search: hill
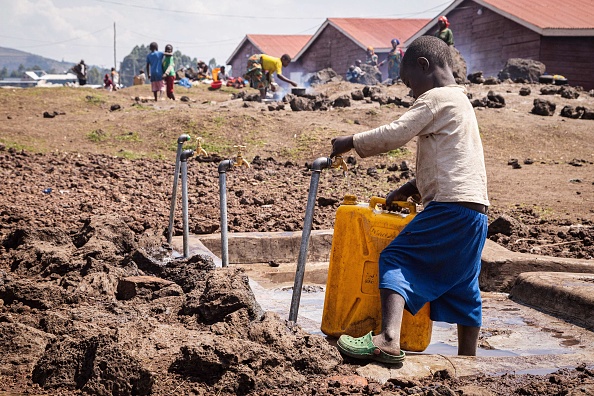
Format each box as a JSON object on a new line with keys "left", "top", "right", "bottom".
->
{"left": 0, "top": 46, "right": 75, "bottom": 73}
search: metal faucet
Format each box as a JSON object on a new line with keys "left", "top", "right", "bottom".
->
{"left": 233, "top": 145, "right": 250, "bottom": 168}
{"left": 330, "top": 155, "right": 348, "bottom": 172}
{"left": 195, "top": 137, "right": 208, "bottom": 157}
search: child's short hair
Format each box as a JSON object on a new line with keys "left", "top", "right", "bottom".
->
{"left": 149, "top": 42, "right": 158, "bottom": 51}
{"left": 402, "top": 36, "right": 452, "bottom": 70}
{"left": 280, "top": 54, "right": 291, "bottom": 63}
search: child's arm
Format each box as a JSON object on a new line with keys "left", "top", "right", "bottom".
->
{"left": 386, "top": 179, "right": 421, "bottom": 207}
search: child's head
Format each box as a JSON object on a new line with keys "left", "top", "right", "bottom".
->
{"left": 164, "top": 44, "right": 173, "bottom": 56}
{"left": 280, "top": 54, "right": 291, "bottom": 67}
{"left": 355, "top": 59, "right": 362, "bottom": 67}
{"left": 349, "top": 65, "right": 355, "bottom": 71}
{"left": 149, "top": 42, "right": 158, "bottom": 52}
{"left": 220, "top": 66, "right": 225, "bottom": 72}
{"left": 366, "top": 46, "right": 374, "bottom": 55}
{"left": 400, "top": 36, "right": 454, "bottom": 98}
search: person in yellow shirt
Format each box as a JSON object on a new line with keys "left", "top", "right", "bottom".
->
{"left": 244, "top": 53, "right": 298, "bottom": 101}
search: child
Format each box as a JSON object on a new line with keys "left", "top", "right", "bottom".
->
{"left": 330, "top": 35, "right": 489, "bottom": 363}
{"left": 110, "top": 67, "right": 119, "bottom": 91}
{"left": 162, "top": 44, "right": 176, "bottom": 100}
{"left": 243, "top": 53, "right": 298, "bottom": 102}
{"left": 103, "top": 73, "right": 114, "bottom": 91}
{"left": 146, "top": 42, "right": 164, "bottom": 101}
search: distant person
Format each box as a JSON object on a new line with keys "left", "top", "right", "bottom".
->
{"left": 346, "top": 64, "right": 364, "bottom": 83}
{"left": 133, "top": 70, "right": 146, "bottom": 86}
{"left": 71, "top": 60, "right": 87, "bottom": 86}
{"left": 435, "top": 16, "right": 454, "bottom": 46}
{"left": 146, "top": 42, "right": 165, "bottom": 101}
{"left": 366, "top": 47, "right": 379, "bottom": 66}
{"left": 110, "top": 67, "right": 119, "bottom": 91}
{"left": 379, "top": 39, "right": 404, "bottom": 82}
{"left": 244, "top": 53, "right": 297, "bottom": 102}
{"left": 103, "top": 73, "right": 114, "bottom": 91}
{"left": 217, "top": 66, "right": 228, "bottom": 83}
{"left": 162, "top": 44, "right": 176, "bottom": 100}
{"left": 196, "top": 60, "right": 210, "bottom": 80}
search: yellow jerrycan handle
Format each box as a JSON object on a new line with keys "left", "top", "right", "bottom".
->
{"left": 369, "top": 196, "right": 416, "bottom": 214}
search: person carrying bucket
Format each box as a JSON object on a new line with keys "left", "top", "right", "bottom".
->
{"left": 330, "top": 35, "right": 489, "bottom": 364}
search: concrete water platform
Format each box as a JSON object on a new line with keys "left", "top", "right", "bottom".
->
{"left": 172, "top": 231, "right": 594, "bottom": 380}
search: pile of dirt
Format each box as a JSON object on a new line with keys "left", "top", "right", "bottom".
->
{"left": 0, "top": 216, "right": 342, "bottom": 395}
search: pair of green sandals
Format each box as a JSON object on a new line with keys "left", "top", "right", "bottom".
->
{"left": 337, "top": 331, "right": 406, "bottom": 364}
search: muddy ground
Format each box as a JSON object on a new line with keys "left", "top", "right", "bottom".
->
{"left": 0, "top": 80, "right": 593, "bottom": 395}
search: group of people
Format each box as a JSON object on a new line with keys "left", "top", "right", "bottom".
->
{"left": 345, "top": 15, "right": 454, "bottom": 85}
{"left": 144, "top": 42, "right": 177, "bottom": 101}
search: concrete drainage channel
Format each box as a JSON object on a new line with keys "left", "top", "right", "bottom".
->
{"left": 172, "top": 230, "right": 594, "bottom": 381}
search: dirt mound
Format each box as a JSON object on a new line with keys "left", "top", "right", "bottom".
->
{"left": 0, "top": 215, "right": 343, "bottom": 395}
{"left": 32, "top": 334, "right": 154, "bottom": 395}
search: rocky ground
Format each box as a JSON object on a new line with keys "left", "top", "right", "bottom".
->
{"left": 0, "top": 80, "right": 593, "bottom": 395}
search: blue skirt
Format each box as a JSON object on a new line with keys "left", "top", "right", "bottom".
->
{"left": 379, "top": 201, "right": 487, "bottom": 327}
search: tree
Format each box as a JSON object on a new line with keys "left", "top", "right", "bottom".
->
{"left": 0, "top": 67, "right": 8, "bottom": 79}
{"left": 208, "top": 58, "right": 217, "bottom": 71}
{"left": 87, "top": 66, "right": 105, "bottom": 85}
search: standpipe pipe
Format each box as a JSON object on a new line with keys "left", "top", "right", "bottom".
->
{"left": 167, "top": 134, "right": 191, "bottom": 243}
{"left": 180, "top": 149, "right": 195, "bottom": 258}
{"left": 288, "top": 157, "right": 333, "bottom": 323}
{"left": 218, "top": 159, "right": 235, "bottom": 267}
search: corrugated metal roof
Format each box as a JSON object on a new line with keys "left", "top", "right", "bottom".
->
{"left": 246, "top": 34, "right": 312, "bottom": 58}
{"left": 482, "top": 0, "right": 594, "bottom": 30}
{"left": 328, "top": 18, "right": 431, "bottom": 51}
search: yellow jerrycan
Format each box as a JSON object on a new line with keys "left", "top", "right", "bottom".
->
{"left": 321, "top": 195, "right": 432, "bottom": 352}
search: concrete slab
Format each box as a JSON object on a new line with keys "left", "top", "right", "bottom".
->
{"left": 510, "top": 272, "right": 594, "bottom": 330}
{"left": 176, "top": 232, "right": 594, "bottom": 293}
{"left": 197, "top": 230, "right": 333, "bottom": 264}
{"left": 480, "top": 240, "right": 594, "bottom": 292}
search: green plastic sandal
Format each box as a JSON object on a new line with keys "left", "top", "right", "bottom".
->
{"left": 337, "top": 331, "right": 406, "bottom": 364}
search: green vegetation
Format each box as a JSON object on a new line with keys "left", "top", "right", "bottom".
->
{"left": 386, "top": 147, "right": 410, "bottom": 158}
{"left": 116, "top": 150, "right": 142, "bottom": 160}
{"left": 85, "top": 95, "right": 106, "bottom": 105}
{"left": 0, "top": 138, "right": 32, "bottom": 152}
{"left": 201, "top": 141, "right": 232, "bottom": 154}
{"left": 87, "top": 129, "right": 108, "bottom": 143}
{"left": 116, "top": 131, "right": 142, "bottom": 142}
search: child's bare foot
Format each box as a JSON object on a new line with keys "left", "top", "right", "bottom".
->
{"left": 372, "top": 333, "right": 401, "bottom": 356}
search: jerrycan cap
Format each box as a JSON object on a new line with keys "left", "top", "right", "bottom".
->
{"left": 342, "top": 194, "right": 358, "bottom": 205}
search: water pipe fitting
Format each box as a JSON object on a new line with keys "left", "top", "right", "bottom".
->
{"left": 195, "top": 137, "right": 208, "bottom": 157}
{"left": 177, "top": 134, "right": 191, "bottom": 144}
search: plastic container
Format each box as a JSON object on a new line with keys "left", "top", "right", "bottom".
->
{"left": 321, "top": 195, "right": 432, "bottom": 352}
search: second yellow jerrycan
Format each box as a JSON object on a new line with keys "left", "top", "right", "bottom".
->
{"left": 321, "top": 195, "right": 432, "bottom": 352}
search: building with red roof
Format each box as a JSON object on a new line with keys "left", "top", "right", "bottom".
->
{"left": 226, "top": 34, "right": 311, "bottom": 79}
{"left": 293, "top": 18, "right": 430, "bottom": 80}
{"left": 410, "top": 0, "right": 594, "bottom": 88}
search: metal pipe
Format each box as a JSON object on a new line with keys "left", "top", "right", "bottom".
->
{"left": 218, "top": 159, "right": 235, "bottom": 267}
{"left": 180, "top": 149, "right": 194, "bottom": 258}
{"left": 289, "top": 157, "right": 332, "bottom": 323}
{"left": 167, "top": 134, "right": 191, "bottom": 243}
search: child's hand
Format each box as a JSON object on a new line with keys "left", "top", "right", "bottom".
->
{"left": 386, "top": 189, "right": 409, "bottom": 207}
{"left": 330, "top": 136, "right": 354, "bottom": 158}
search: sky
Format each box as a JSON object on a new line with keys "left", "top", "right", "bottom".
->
{"left": 0, "top": 0, "right": 452, "bottom": 69}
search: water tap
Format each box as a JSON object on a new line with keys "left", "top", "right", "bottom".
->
{"left": 331, "top": 155, "right": 348, "bottom": 172}
{"left": 233, "top": 145, "right": 250, "bottom": 168}
{"left": 195, "top": 137, "right": 208, "bottom": 157}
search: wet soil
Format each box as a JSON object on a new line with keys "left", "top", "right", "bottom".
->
{"left": 0, "top": 81, "right": 593, "bottom": 394}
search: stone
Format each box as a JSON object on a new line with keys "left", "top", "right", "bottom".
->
{"left": 116, "top": 275, "right": 179, "bottom": 300}
{"left": 468, "top": 71, "right": 485, "bottom": 84}
{"left": 488, "top": 215, "right": 528, "bottom": 237}
{"left": 308, "top": 68, "right": 342, "bottom": 85}
{"left": 331, "top": 95, "right": 351, "bottom": 108}
{"left": 483, "top": 76, "right": 500, "bottom": 85}
{"left": 498, "top": 58, "right": 546, "bottom": 83}
{"left": 559, "top": 86, "right": 580, "bottom": 99}
{"left": 289, "top": 97, "right": 314, "bottom": 112}
{"left": 560, "top": 106, "right": 584, "bottom": 119}
{"left": 531, "top": 99, "right": 556, "bottom": 116}
{"left": 362, "top": 85, "right": 382, "bottom": 98}
{"left": 450, "top": 46, "right": 467, "bottom": 84}
{"left": 358, "top": 64, "right": 382, "bottom": 85}
{"left": 350, "top": 90, "right": 364, "bottom": 100}
{"left": 487, "top": 91, "right": 505, "bottom": 108}
{"left": 519, "top": 87, "right": 531, "bottom": 96}
{"left": 540, "top": 85, "right": 560, "bottom": 95}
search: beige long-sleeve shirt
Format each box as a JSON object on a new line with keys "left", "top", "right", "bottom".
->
{"left": 353, "top": 85, "right": 489, "bottom": 207}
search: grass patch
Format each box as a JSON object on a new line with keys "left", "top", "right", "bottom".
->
{"left": 87, "top": 129, "right": 108, "bottom": 143}
{"left": 212, "top": 116, "right": 226, "bottom": 128}
{"left": 116, "top": 131, "right": 142, "bottom": 142}
{"left": 386, "top": 147, "right": 410, "bottom": 158}
{"left": 116, "top": 150, "right": 142, "bottom": 160}
{"left": 0, "top": 139, "right": 32, "bottom": 152}
{"left": 202, "top": 141, "right": 232, "bottom": 154}
{"left": 85, "top": 94, "right": 106, "bottom": 105}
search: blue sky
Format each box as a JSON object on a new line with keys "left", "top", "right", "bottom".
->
{"left": 0, "top": 0, "right": 452, "bottom": 69}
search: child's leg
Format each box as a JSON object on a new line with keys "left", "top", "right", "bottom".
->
{"left": 457, "top": 324, "right": 480, "bottom": 356}
{"left": 371, "top": 288, "right": 405, "bottom": 356}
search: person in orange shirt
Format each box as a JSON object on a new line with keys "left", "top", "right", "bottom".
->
{"left": 244, "top": 53, "right": 298, "bottom": 101}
